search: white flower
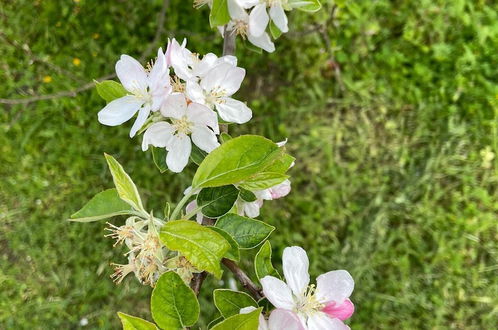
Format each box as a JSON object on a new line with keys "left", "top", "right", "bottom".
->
{"left": 238, "top": 0, "right": 289, "bottom": 36}
{"left": 98, "top": 48, "right": 171, "bottom": 137}
{"left": 237, "top": 179, "right": 291, "bottom": 218}
{"left": 227, "top": 0, "right": 275, "bottom": 53}
{"left": 142, "top": 93, "right": 220, "bottom": 172}
{"left": 261, "top": 246, "right": 355, "bottom": 330}
{"left": 186, "top": 61, "right": 252, "bottom": 124}
{"left": 240, "top": 306, "right": 305, "bottom": 330}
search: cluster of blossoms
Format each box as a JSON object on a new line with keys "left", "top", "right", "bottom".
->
{"left": 195, "top": 0, "right": 307, "bottom": 53}
{"left": 98, "top": 39, "right": 252, "bottom": 172}
{"left": 242, "top": 246, "right": 355, "bottom": 330}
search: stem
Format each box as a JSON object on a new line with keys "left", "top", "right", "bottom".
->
{"left": 170, "top": 189, "right": 194, "bottom": 220}
{"left": 222, "top": 259, "right": 263, "bottom": 300}
{"left": 223, "top": 25, "right": 236, "bottom": 56}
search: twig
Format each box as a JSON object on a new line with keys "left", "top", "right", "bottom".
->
{"left": 222, "top": 259, "right": 263, "bottom": 300}
{"left": 0, "top": 0, "right": 171, "bottom": 105}
{"left": 222, "top": 25, "right": 236, "bottom": 56}
{"left": 190, "top": 272, "right": 208, "bottom": 296}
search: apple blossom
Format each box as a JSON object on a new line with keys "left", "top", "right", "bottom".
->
{"left": 98, "top": 48, "right": 171, "bottom": 137}
{"left": 237, "top": 179, "right": 291, "bottom": 218}
{"left": 240, "top": 306, "right": 305, "bottom": 330}
{"left": 238, "top": 0, "right": 289, "bottom": 36}
{"left": 142, "top": 93, "right": 220, "bottom": 172}
{"left": 261, "top": 246, "right": 355, "bottom": 330}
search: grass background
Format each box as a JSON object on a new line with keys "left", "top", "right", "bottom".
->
{"left": 1, "top": 0, "right": 498, "bottom": 328}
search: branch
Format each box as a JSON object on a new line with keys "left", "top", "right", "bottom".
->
{"left": 0, "top": 0, "right": 171, "bottom": 105}
{"left": 222, "top": 259, "right": 263, "bottom": 301}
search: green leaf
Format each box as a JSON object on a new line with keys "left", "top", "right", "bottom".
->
{"left": 264, "top": 153, "right": 295, "bottom": 173}
{"left": 163, "top": 202, "right": 171, "bottom": 220}
{"left": 215, "top": 214, "right": 275, "bottom": 249}
{"left": 239, "top": 188, "right": 257, "bottom": 202}
{"left": 117, "top": 312, "right": 158, "bottom": 330}
{"left": 197, "top": 185, "right": 239, "bottom": 218}
{"left": 151, "top": 146, "right": 168, "bottom": 173}
{"left": 69, "top": 188, "right": 133, "bottom": 222}
{"left": 95, "top": 80, "right": 128, "bottom": 103}
{"left": 104, "top": 153, "right": 145, "bottom": 212}
{"left": 254, "top": 241, "right": 280, "bottom": 280}
{"left": 289, "top": 0, "right": 322, "bottom": 12}
{"left": 210, "top": 307, "right": 262, "bottom": 330}
{"left": 239, "top": 172, "right": 289, "bottom": 191}
{"left": 207, "top": 316, "right": 224, "bottom": 329}
{"left": 269, "top": 20, "right": 283, "bottom": 39}
{"left": 243, "top": 40, "right": 263, "bottom": 54}
{"left": 160, "top": 221, "right": 230, "bottom": 278}
{"left": 151, "top": 271, "right": 199, "bottom": 329}
{"left": 220, "top": 132, "right": 232, "bottom": 143}
{"left": 209, "top": 227, "right": 240, "bottom": 261}
{"left": 191, "top": 144, "right": 208, "bottom": 166}
{"left": 192, "top": 135, "right": 284, "bottom": 188}
{"left": 213, "top": 289, "right": 258, "bottom": 318}
{"left": 210, "top": 0, "right": 230, "bottom": 28}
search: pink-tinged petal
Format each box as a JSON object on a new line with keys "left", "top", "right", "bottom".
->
{"left": 249, "top": 3, "right": 269, "bottom": 37}
{"left": 316, "top": 270, "right": 355, "bottom": 304}
{"left": 307, "top": 313, "right": 350, "bottom": 330}
{"left": 186, "top": 200, "right": 203, "bottom": 224}
{"left": 248, "top": 32, "right": 275, "bottom": 53}
{"left": 116, "top": 55, "right": 148, "bottom": 92}
{"left": 215, "top": 98, "right": 252, "bottom": 124}
{"left": 269, "top": 3, "right": 288, "bottom": 33}
{"left": 169, "top": 39, "right": 192, "bottom": 81}
{"left": 191, "top": 125, "right": 220, "bottom": 153}
{"left": 141, "top": 122, "right": 174, "bottom": 151}
{"left": 240, "top": 199, "right": 262, "bottom": 218}
{"left": 129, "top": 104, "right": 151, "bottom": 138}
{"left": 322, "top": 299, "right": 355, "bottom": 321}
{"left": 186, "top": 103, "right": 219, "bottom": 133}
{"left": 148, "top": 48, "right": 168, "bottom": 91}
{"left": 98, "top": 95, "right": 142, "bottom": 126}
{"left": 282, "top": 246, "right": 310, "bottom": 296}
{"left": 260, "top": 276, "right": 295, "bottom": 310}
{"left": 268, "top": 309, "right": 305, "bottom": 330}
{"left": 166, "top": 134, "right": 191, "bottom": 173}
{"left": 193, "top": 53, "right": 219, "bottom": 77}
{"left": 268, "top": 180, "right": 291, "bottom": 199}
{"left": 160, "top": 93, "right": 187, "bottom": 119}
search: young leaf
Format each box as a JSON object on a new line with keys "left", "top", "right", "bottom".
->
{"left": 117, "top": 312, "right": 158, "bottom": 330}
{"left": 254, "top": 241, "right": 280, "bottom": 280}
{"left": 95, "top": 80, "right": 127, "bottom": 103}
{"left": 104, "top": 153, "right": 145, "bottom": 212}
{"left": 213, "top": 289, "right": 258, "bottom": 318}
{"left": 209, "top": 227, "right": 240, "bottom": 261}
{"left": 289, "top": 0, "right": 322, "bottom": 12}
{"left": 160, "top": 221, "right": 230, "bottom": 278}
{"left": 69, "top": 188, "right": 133, "bottom": 222}
{"left": 151, "top": 271, "right": 199, "bottom": 329}
{"left": 269, "top": 20, "right": 283, "bottom": 39}
{"left": 151, "top": 146, "right": 168, "bottom": 173}
{"left": 220, "top": 132, "right": 232, "bottom": 143}
{"left": 197, "top": 185, "right": 239, "bottom": 218}
{"left": 239, "top": 172, "right": 289, "bottom": 191}
{"left": 215, "top": 214, "right": 275, "bottom": 249}
{"left": 238, "top": 188, "right": 257, "bottom": 202}
{"left": 192, "top": 135, "right": 284, "bottom": 188}
{"left": 210, "top": 307, "right": 262, "bottom": 330}
{"left": 210, "top": 0, "right": 230, "bottom": 28}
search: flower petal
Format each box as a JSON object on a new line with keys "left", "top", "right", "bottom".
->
{"left": 220, "top": 67, "right": 245, "bottom": 96}
{"left": 191, "top": 125, "right": 220, "bottom": 153}
{"left": 248, "top": 32, "right": 275, "bottom": 53}
{"left": 201, "top": 62, "right": 231, "bottom": 92}
{"left": 228, "top": 0, "right": 250, "bottom": 21}
{"left": 268, "top": 179, "right": 291, "bottom": 199}
{"left": 98, "top": 95, "right": 143, "bottom": 126}
{"left": 129, "top": 104, "right": 151, "bottom": 138}
{"left": 322, "top": 299, "right": 355, "bottom": 321}
{"left": 269, "top": 3, "right": 288, "bottom": 33}
{"left": 307, "top": 313, "right": 350, "bottom": 330}
{"left": 237, "top": 0, "right": 259, "bottom": 9}
{"left": 166, "top": 134, "right": 191, "bottom": 173}
{"left": 216, "top": 98, "right": 252, "bottom": 124}
{"left": 282, "top": 246, "right": 310, "bottom": 296}
{"left": 193, "top": 53, "right": 219, "bottom": 77}
{"left": 141, "top": 122, "right": 174, "bottom": 151}
{"left": 186, "top": 200, "right": 203, "bottom": 224}
{"left": 161, "top": 93, "right": 187, "bottom": 119}
{"left": 169, "top": 39, "right": 193, "bottom": 81}
{"left": 316, "top": 270, "right": 355, "bottom": 304}
{"left": 116, "top": 55, "right": 148, "bottom": 92}
{"left": 186, "top": 102, "right": 219, "bottom": 133}
{"left": 185, "top": 81, "right": 206, "bottom": 105}
{"left": 268, "top": 309, "right": 305, "bottom": 330}
{"left": 260, "top": 276, "right": 295, "bottom": 310}
{"left": 249, "top": 3, "right": 269, "bottom": 37}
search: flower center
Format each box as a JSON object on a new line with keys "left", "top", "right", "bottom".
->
{"left": 193, "top": 0, "right": 211, "bottom": 9}
{"left": 172, "top": 116, "right": 193, "bottom": 135}
{"left": 233, "top": 20, "right": 248, "bottom": 39}
{"left": 205, "top": 87, "right": 227, "bottom": 107}
{"left": 294, "top": 285, "right": 325, "bottom": 317}
{"left": 171, "top": 75, "right": 186, "bottom": 93}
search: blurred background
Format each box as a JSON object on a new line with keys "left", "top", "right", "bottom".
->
{"left": 1, "top": 0, "right": 498, "bottom": 328}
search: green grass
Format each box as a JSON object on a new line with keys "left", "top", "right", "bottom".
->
{"left": 1, "top": 0, "right": 498, "bottom": 328}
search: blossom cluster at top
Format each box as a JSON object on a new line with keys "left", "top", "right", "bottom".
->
{"left": 98, "top": 39, "right": 252, "bottom": 172}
